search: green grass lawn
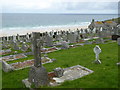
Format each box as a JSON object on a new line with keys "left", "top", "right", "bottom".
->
{"left": 2, "top": 42, "right": 119, "bottom": 88}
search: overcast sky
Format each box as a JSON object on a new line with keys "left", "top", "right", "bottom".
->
{"left": 1, "top": 0, "right": 119, "bottom": 14}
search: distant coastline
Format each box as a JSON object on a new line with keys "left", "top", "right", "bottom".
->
{"left": 1, "top": 14, "right": 118, "bottom": 37}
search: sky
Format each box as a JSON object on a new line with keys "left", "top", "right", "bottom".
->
{"left": 1, "top": 0, "right": 119, "bottom": 14}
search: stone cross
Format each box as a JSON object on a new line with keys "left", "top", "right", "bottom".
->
{"left": 32, "top": 32, "right": 42, "bottom": 67}
{"left": 28, "top": 32, "right": 49, "bottom": 87}
{"left": 93, "top": 45, "right": 102, "bottom": 64}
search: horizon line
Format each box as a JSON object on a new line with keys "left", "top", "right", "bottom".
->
{"left": 1, "top": 13, "right": 118, "bottom": 15}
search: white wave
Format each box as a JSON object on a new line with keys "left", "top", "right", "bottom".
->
{"left": 1, "top": 22, "right": 90, "bottom": 31}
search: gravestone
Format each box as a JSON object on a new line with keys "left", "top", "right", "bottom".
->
{"left": 26, "top": 33, "right": 30, "bottom": 40}
{"left": 95, "top": 38, "right": 104, "bottom": 44}
{"left": 68, "top": 32, "right": 77, "bottom": 43}
{"left": 28, "top": 32, "right": 49, "bottom": 88}
{"left": 117, "top": 38, "right": 120, "bottom": 45}
{"left": 45, "top": 35, "right": 53, "bottom": 47}
{"left": 61, "top": 41, "right": 69, "bottom": 49}
{"left": 17, "top": 34, "right": 20, "bottom": 41}
{"left": 21, "top": 42, "right": 28, "bottom": 51}
{"left": 93, "top": 45, "right": 101, "bottom": 64}
{"left": 76, "top": 34, "right": 80, "bottom": 43}
{"left": 53, "top": 67, "right": 64, "bottom": 78}
{"left": 62, "top": 35, "right": 67, "bottom": 41}
{"left": 13, "top": 35, "right": 16, "bottom": 41}
{"left": 7, "top": 36, "right": 9, "bottom": 41}
{"left": 13, "top": 41, "right": 20, "bottom": 50}
{"left": 55, "top": 34, "right": 61, "bottom": 41}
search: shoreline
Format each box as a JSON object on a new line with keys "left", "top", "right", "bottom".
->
{"left": 0, "top": 25, "right": 88, "bottom": 37}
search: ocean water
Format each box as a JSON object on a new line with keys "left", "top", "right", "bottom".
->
{"left": 1, "top": 13, "right": 118, "bottom": 32}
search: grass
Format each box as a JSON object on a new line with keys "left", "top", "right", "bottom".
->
{"left": 88, "top": 39, "right": 97, "bottom": 42}
{"left": 2, "top": 42, "right": 119, "bottom": 88}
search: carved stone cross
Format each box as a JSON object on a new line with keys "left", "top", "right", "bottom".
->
{"left": 32, "top": 32, "right": 42, "bottom": 67}
{"left": 28, "top": 32, "right": 49, "bottom": 87}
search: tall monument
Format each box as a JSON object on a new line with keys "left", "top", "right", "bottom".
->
{"left": 28, "top": 32, "right": 49, "bottom": 87}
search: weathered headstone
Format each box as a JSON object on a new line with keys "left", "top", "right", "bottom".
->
{"left": 117, "top": 38, "right": 120, "bottom": 45}
{"left": 62, "top": 35, "right": 67, "bottom": 41}
{"left": 53, "top": 67, "right": 64, "bottom": 78}
{"left": 28, "top": 32, "right": 49, "bottom": 88}
{"left": 13, "top": 41, "right": 19, "bottom": 50}
{"left": 61, "top": 41, "right": 69, "bottom": 49}
{"left": 93, "top": 45, "right": 101, "bottom": 64}
{"left": 13, "top": 35, "right": 16, "bottom": 41}
{"left": 17, "top": 34, "right": 20, "bottom": 41}
{"left": 68, "top": 32, "right": 77, "bottom": 43}
{"left": 45, "top": 35, "right": 53, "bottom": 47}
{"left": 21, "top": 42, "right": 28, "bottom": 51}
{"left": 95, "top": 38, "right": 104, "bottom": 44}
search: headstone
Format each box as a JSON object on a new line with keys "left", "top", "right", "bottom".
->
{"left": 117, "top": 38, "right": 120, "bottom": 45}
{"left": 76, "top": 34, "right": 80, "bottom": 43}
{"left": 62, "top": 35, "right": 67, "bottom": 41}
{"left": 93, "top": 45, "right": 101, "bottom": 64}
{"left": 45, "top": 35, "right": 53, "bottom": 47}
{"left": 26, "top": 33, "right": 30, "bottom": 40}
{"left": 95, "top": 38, "right": 104, "bottom": 44}
{"left": 13, "top": 35, "right": 16, "bottom": 41}
{"left": 28, "top": 32, "right": 49, "bottom": 88}
{"left": 53, "top": 67, "right": 64, "bottom": 78}
{"left": 55, "top": 34, "right": 61, "bottom": 41}
{"left": 61, "top": 41, "right": 69, "bottom": 49}
{"left": 17, "top": 34, "right": 20, "bottom": 41}
{"left": 68, "top": 32, "right": 77, "bottom": 43}
{"left": 13, "top": 41, "right": 19, "bottom": 50}
{"left": 21, "top": 42, "right": 28, "bottom": 51}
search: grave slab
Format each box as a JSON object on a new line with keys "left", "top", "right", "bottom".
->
{"left": 1, "top": 54, "right": 27, "bottom": 61}
{"left": 22, "top": 65, "right": 94, "bottom": 88}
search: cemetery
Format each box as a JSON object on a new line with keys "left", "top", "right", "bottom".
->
{"left": 1, "top": 19, "right": 120, "bottom": 88}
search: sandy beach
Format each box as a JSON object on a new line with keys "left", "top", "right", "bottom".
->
{"left": 1, "top": 25, "right": 88, "bottom": 37}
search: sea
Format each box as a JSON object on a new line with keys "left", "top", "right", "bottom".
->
{"left": 1, "top": 13, "right": 118, "bottom": 36}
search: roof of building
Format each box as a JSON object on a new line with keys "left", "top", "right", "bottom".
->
{"left": 104, "top": 21, "right": 113, "bottom": 24}
{"left": 95, "top": 21, "right": 103, "bottom": 24}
